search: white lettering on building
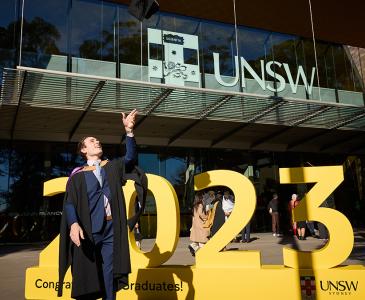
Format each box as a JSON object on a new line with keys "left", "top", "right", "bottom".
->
{"left": 213, "top": 52, "right": 316, "bottom": 95}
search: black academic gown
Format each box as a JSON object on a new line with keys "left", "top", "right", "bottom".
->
{"left": 58, "top": 158, "right": 147, "bottom": 298}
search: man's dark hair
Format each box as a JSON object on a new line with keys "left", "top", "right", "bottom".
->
{"left": 77, "top": 136, "right": 88, "bottom": 160}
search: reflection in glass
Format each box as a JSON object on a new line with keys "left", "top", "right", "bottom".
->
{"left": 21, "top": 0, "right": 68, "bottom": 70}
{"left": 0, "top": 146, "right": 10, "bottom": 213}
{"left": 71, "top": 0, "right": 117, "bottom": 76}
{"left": 0, "top": 0, "right": 19, "bottom": 77}
{"left": 0, "top": 0, "right": 361, "bottom": 103}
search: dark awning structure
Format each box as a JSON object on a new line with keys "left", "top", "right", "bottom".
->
{"left": 1, "top": 67, "right": 365, "bottom": 154}
{"left": 113, "top": 0, "right": 365, "bottom": 48}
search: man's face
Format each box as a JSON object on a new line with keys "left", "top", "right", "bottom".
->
{"left": 224, "top": 192, "right": 229, "bottom": 198}
{"left": 81, "top": 137, "right": 103, "bottom": 159}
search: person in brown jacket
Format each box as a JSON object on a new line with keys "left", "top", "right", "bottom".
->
{"left": 188, "top": 192, "right": 210, "bottom": 256}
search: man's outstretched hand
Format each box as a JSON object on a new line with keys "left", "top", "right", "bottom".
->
{"left": 122, "top": 109, "right": 138, "bottom": 134}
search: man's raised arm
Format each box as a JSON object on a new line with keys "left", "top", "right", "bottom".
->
{"left": 122, "top": 109, "right": 138, "bottom": 170}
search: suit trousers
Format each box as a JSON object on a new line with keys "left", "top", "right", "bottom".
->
{"left": 93, "top": 219, "right": 114, "bottom": 300}
{"left": 271, "top": 212, "right": 280, "bottom": 234}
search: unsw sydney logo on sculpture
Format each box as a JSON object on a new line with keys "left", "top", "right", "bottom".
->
{"left": 300, "top": 276, "right": 359, "bottom": 299}
{"left": 147, "top": 28, "right": 316, "bottom": 95}
{"left": 320, "top": 279, "right": 359, "bottom": 296}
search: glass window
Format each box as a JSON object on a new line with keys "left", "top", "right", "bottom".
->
{"left": 0, "top": 0, "right": 19, "bottom": 76}
{"left": 315, "top": 42, "right": 336, "bottom": 89}
{"left": 71, "top": 0, "right": 117, "bottom": 77}
{"left": 118, "top": 5, "right": 143, "bottom": 80}
{"left": 298, "top": 38, "right": 317, "bottom": 99}
{"left": 238, "top": 28, "right": 276, "bottom": 96}
{"left": 1, "top": 0, "right": 364, "bottom": 101}
{"left": 271, "top": 33, "right": 300, "bottom": 94}
{"left": 21, "top": 0, "right": 68, "bottom": 70}
{"left": 333, "top": 45, "right": 353, "bottom": 91}
{"left": 0, "top": 145, "right": 10, "bottom": 213}
{"left": 333, "top": 45, "right": 364, "bottom": 105}
{"left": 201, "top": 21, "right": 236, "bottom": 76}
{"left": 197, "top": 3, "right": 236, "bottom": 85}
{"left": 138, "top": 152, "right": 160, "bottom": 175}
{"left": 348, "top": 46, "right": 361, "bottom": 87}
{"left": 8, "top": 143, "right": 45, "bottom": 214}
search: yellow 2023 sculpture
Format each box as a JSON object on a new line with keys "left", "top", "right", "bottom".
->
{"left": 25, "top": 167, "right": 365, "bottom": 300}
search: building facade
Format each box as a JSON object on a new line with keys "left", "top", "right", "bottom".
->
{"left": 0, "top": 0, "right": 364, "bottom": 241}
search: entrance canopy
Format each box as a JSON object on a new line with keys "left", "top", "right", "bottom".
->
{"left": 1, "top": 67, "right": 365, "bottom": 154}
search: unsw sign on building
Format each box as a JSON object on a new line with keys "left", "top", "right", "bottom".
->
{"left": 147, "top": 28, "right": 316, "bottom": 95}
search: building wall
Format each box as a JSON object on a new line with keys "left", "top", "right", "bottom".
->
{"left": 0, "top": 0, "right": 365, "bottom": 242}
{"left": 0, "top": 0, "right": 364, "bottom": 105}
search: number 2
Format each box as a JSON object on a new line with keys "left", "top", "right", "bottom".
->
{"left": 194, "top": 170, "right": 261, "bottom": 268}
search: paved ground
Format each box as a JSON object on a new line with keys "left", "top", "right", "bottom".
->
{"left": 1, "top": 230, "right": 364, "bottom": 299}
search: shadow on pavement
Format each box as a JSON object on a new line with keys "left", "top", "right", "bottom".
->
{"left": 0, "top": 243, "right": 47, "bottom": 257}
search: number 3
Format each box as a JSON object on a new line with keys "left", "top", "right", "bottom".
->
{"left": 280, "top": 166, "right": 354, "bottom": 269}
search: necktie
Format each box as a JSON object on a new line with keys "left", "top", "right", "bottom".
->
{"left": 94, "top": 161, "right": 111, "bottom": 217}
{"left": 94, "top": 161, "right": 103, "bottom": 187}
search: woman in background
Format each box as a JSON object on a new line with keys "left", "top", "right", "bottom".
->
{"left": 289, "top": 194, "right": 306, "bottom": 240}
{"left": 188, "top": 192, "right": 210, "bottom": 256}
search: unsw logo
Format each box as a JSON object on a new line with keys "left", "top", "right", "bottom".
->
{"left": 320, "top": 280, "right": 358, "bottom": 296}
{"left": 148, "top": 28, "right": 200, "bottom": 87}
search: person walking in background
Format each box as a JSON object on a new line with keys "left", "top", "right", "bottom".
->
{"left": 134, "top": 200, "right": 143, "bottom": 249}
{"left": 288, "top": 193, "right": 298, "bottom": 237}
{"left": 306, "top": 221, "right": 317, "bottom": 238}
{"left": 289, "top": 194, "right": 306, "bottom": 240}
{"left": 210, "top": 191, "right": 225, "bottom": 238}
{"left": 222, "top": 190, "right": 234, "bottom": 221}
{"left": 188, "top": 192, "right": 210, "bottom": 256}
{"left": 268, "top": 193, "right": 282, "bottom": 237}
{"left": 202, "top": 190, "right": 217, "bottom": 229}
{"left": 296, "top": 206, "right": 307, "bottom": 240}
{"left": 203, "top": 190, "right": 216, "bottom": 211}
{"left": 240, "top": 222, "right": 251, "bottom": 243}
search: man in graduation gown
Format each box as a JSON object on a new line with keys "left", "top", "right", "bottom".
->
{"left": 58, "top": 109, "right": 145, "bottom": 299}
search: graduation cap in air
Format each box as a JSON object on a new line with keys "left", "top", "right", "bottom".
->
{"left": 128, "top": 0, "right": 160, "bottom": 21}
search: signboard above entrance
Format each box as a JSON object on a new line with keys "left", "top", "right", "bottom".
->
{"left": 148, "top": 28, "right": 316, "bottom": 96}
